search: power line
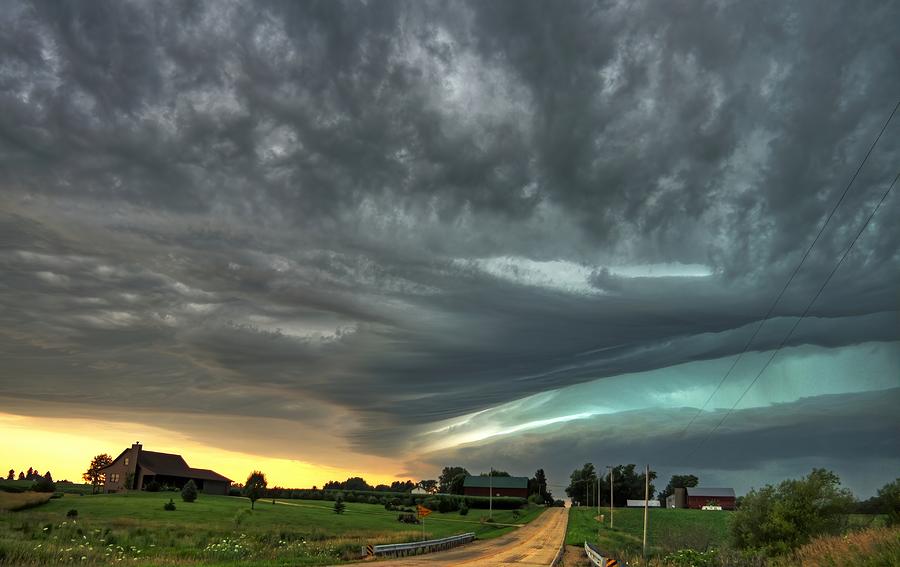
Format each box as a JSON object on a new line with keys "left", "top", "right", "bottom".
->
{"left": 678, "top": 97, "right": 900, "bottom": 439}
{"left": 686, "top": 169, "right": 898, "bottom": 458}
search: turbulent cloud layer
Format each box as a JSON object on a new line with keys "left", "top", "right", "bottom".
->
{"left": 1, "top": 0, "right": 898, "bottom": 493}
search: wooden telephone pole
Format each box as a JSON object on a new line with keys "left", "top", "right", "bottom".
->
{"left": 607, "top": 465, "right": 614, "bottom": 528}
{"left": 642, "top": 464, "right": 650, "bottom": 558}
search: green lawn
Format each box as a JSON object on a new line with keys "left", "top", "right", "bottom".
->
{"left": 566, "top": 506, "right": 730, "bottom": 558}
{"left": 0, "top": 491, "right": 544, "bottom": 566}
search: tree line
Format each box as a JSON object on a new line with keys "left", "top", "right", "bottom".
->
{"left": 6, "top": 467, "right": 54, "bottom": 483}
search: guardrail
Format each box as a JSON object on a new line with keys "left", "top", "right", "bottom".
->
{"left": 366, "top": 532, "right": 477, "bottom": 558}
{"left": 584, "top": 541, "right": 619, "bottom": 566}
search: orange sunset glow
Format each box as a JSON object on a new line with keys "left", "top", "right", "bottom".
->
{"left": 0, "top": 413, "right": 400, "bottom": 488}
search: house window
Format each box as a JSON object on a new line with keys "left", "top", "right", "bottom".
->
{"left": 110, "top": 473, "right": 120, "bottom": 483}
{"left": 124, "top": 457, "right": 129, "bottom": 466}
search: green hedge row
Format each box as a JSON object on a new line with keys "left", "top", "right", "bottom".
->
{"left": 228, "top": 487, "right": 527, "bottom": 510}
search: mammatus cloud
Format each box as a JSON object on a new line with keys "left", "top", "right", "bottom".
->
{"left": 1, "top": 0, "right": 898, "bottom": 493}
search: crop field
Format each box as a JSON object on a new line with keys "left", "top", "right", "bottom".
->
{"left": 0, "top": 491, "right": 544, "bottom": 566}
{"left": 566, "top": 506, "right": 730, "bottom": 558}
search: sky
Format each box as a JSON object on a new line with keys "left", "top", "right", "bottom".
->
{"left": 1, "top": 0, "right": 898, "bottom": 497}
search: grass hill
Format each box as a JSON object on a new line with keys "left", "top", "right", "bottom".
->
{"left": 0, "top": 491, "right": 544, "bottom": 565}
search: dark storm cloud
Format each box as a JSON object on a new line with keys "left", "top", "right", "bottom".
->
{"left": 1, "top": 0, "right": 898, "bottom": 480}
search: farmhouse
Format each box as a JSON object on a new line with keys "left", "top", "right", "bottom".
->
{"left": 462, "top": 475, "right": 529, "bottom": 498}
{"left": 666, "top": 487, "right": 735, "bottom": 510}
{"left": 100, "top": 443, "right": 232, "bottom": 495}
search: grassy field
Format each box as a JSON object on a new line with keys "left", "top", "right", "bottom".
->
{"left": 0, "top": 492, "right": 53, "bottom": 512}
{"left": 0, "top": 480, "right": 93, "bottom": 495}
{"left": 0, "top": 491, "right": 544, "bottom": 566}
{"left": 566, "top": 506, "right": 730, "bottom": 558}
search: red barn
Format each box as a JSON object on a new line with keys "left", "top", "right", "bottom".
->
{"left": 685, "top": 487, "right": 736, "bottom": 510}
{"left": 462, "top": 476, "right": 529, "bottom": 498}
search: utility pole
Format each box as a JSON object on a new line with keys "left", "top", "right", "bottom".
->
{"left": 489, "top": 467, "right": 493, "bottom": 521}
{"left": 642, "top": 464, "right": 650, "bottom": 559}
{"left": 597, "top": 476, "right": 600, "bottom": 519}
{"left": 608, "top": 465, "right": 614, "bottom": 528}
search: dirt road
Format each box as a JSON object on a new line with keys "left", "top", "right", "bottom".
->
{"left": 369, "top": 507, "right": 568, "bottom": 566}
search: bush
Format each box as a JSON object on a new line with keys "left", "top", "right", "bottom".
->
{"left": 398, "top": 512, "right": 419, "bottom": 524}
{"left": 163, "top": 498, "right": 176, "bottom": 511}
{"left": 730, "top": 468, "right": 854, "bottom": 556}
{"left": 459, "top": 504, "right": 469, "bottom": 516}
{"left": 877, "top": 478, "right": 900, "bottom": 526}
{"left": 66, "top": 509, "right": 78, "bottom": 518}
{"left": 344, "top": 493, "right": 357, "bottom": 503}
{"left": 31, "top": 477, "right": 56, "bottom": 493}
{"left": 145, "top": 480, "right": 161, "bottom": 492}
{"left": 437, "top": 497, "right": 456, "bottom": 513}
{"left": 181, "top": 480, "right": 198, "bottom": 503}
{"left": 368, "top": 496, "right": 379, "bottom": 504}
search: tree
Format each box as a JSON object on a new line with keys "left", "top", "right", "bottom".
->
{"left": 449, "top": 473, "right": 468, "bottom": 495}
{"left": 181, "top": 479, "right": 198, "bottom": 502}
{"left": 876, "top": 477, "right": 900, "bottom": 526}
{"left": 479, "top": 470, "right": 511, "bottom": 477}
{"left": 659, "top": 474, "right": 699, "bottom": 503}
{"left": 597, "top": 464, "right": 657, "bottom": 507}
{"left": 333, "top": 495, "right": 346, "bottom": 514}
{"left": 6, "top": 469, "right": 13, "bottom": 481}
{"left": 565, "top": 463, "right": 597, "bottom": 506}
{"left": 243, "top": 471, "right": 267, "bottom": 509}
{"left": 32, "top": 475, "right": 56, "bottom": 493}
{"left": 730, "top": 468, "right": 854, "bottom": 555}
{"left": 390, "top": 480, "right": 415, "bottom": 492}
{"left": 17, "top": 471, "right": 24, "bottom": 480}
{"left": 43, "top": 471, "right": 53, "bottom": 482}
{"left": 343, "top": 477, "right": 373, "bottom": 491}
{"left": 26, "top": 467, "right": 33, "bottom": 480}
{"left": 439, "top": 466, "right": 469, "bottom": 494}
{"left": 419, "top": 479, "right": 438, "bottom": 494}
{"left": 529, "top": 469, "right": 552, "bottom": 504}
{"left": 83, "top": 454, "right": 113, "bottom": 494}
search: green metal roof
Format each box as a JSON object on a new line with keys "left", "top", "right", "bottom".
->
{"left": 462, "top": 475, "right": 528, "bottom": 489}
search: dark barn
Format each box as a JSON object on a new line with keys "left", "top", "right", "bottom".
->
{"left": 462, "top": 475, "right": 529, "bottom": 498}
{"left": 685, "top": 487, "right": 736, "bottom": 510}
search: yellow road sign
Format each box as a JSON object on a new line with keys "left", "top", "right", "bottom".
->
{"left": 417, "top": 504, "right": 432, "bottom": 518}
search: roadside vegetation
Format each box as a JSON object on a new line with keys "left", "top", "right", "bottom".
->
{"left": 566, "top": 470, "right": 898, "bottom": 566}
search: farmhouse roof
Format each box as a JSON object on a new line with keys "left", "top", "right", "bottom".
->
{"left": 686, "top": 487, "right": 735, "bottom": 498}
{"left": 99, "top": 448, "right": 231, "bottom": 482}
{"left": 463, "top": 475, "right": 529, "bottom": 489}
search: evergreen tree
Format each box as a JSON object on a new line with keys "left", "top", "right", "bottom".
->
{"left": 181, "top": 479, "right": 198, "bottom": 502}
{"left": 333, "top": 495, "right": 346, "bottom": 514}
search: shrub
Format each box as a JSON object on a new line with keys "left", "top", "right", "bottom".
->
{"left": 459, "top": 504, "right": 469, "bottom": 516}
{"left": 368, "top": 496, "right": 379, "bottom": 504}
{"left": 163, "top": 499, "right": 176, "bottom": 511}
{"left": 333, "top": 496, "right": 346, "bottom": 515}
{"left": 145, "top": 480, "right": 162, "bottom": 492}
{"left": 181, "top": 480, "right": 198, "bottom": 502}
{"left": 31, "top": 477, "right": 56, "bottom": 493}
{"left": 398, "top": 512, "right": 419, "bottom": 524}
{"left": 663, "top": 549, "right": 719, "bottom": 567}
{"left": 66, "top": 509, "right": 78, "bottom": 518}
{"left": 437, "top": 497, "right": 456, "bottom": 513}
{"left": 384, "top": 502, "right": 394, "bottom": 511}
{"left": 344, "top": 493, "right": 357, "bottom": 503}
{"left": 730, "top": 468, "right": 854, "bottom": 556}
{"left": 877, "top": 478, "right": 900, "bottom": 526}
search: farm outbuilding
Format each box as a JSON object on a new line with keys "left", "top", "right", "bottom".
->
{"left": 100, "top": 442, "right": 232, "bottom": 495}
{"left": 667, "top": 487, "right": 735, "bottom": 510}
{"left": 462, "top": 476, "right": 529, "bottom": 498}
